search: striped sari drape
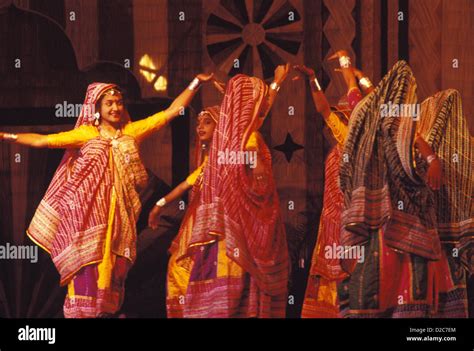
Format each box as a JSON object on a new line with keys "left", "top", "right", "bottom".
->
{"left": 339, "top": 60, "right": 441, "bottom": 263}
{"left": 189, "top": 75, "right": 288, "bottom": 298}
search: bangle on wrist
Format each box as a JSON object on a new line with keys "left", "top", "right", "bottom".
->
{"left": 426, "top": 154, "right": 438, "bottom": 165}
{"left": 339, "top": 55, "right": 351, "bottom": 68}
{"left": 269, "top": 81, "right": 280, "bottom": 92}
{"left": 187, "top": 77, "right": 201, "bottom": 91}
{"left": 359, "top": 77, "right": 373, "bottom": 90}
{"left": 309, "top": 77, "right": 322, "bottom": 92}
{"left": 156, "top": 198, "right": 167, "bottom": 207}
{"left": 2, "top": 133, "right": 18, "bottom": 142}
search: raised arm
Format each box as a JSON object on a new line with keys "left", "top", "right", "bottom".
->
{"left": 162, "top": 73, "right": 215, "bottom": 121}
{"left": 353, "top": 68, "right": 375, "bottom": 94}
{"left": 329, "top": 50, "right": 365, "bottom": 110}
{"left": 294, "top": 64, "right": 348, "bottom": 145}
{"left": 329, "top": 50, "right": 359, "bottom": 92}
{"left": 124, "top": 73, "right": 215, "bottom": 142}
{"left": 261, "top": 63, "right": 290, "bottom": 118}
{"left": 294, "top": 64, "right": 331, "bottom": 119}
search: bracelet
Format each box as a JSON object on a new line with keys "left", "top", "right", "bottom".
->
{"left": 187, "top": 77, "right": 202, "bottom": 91}
{"left": 359, "top": 77, "right": 373, "bottom": 90}
{"left": 339, "top": 56, "right": 351, "bottom": 68}
{"left": 269, "top": 82, "right": 280, "bottom": 92}
{"left": 426, "top": 154, "right": 438, "bottom": 165}
{"left": 2, "top": 133, "right": 18, "bottom": 141}
{"left": 156, "top": 198, "right": 167, "bottom": 207}
{"left": 309, "top": 77, "right": 322, "bottom": 92}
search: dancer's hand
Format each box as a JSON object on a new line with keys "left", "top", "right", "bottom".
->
{"left": 196, "top": 73, "right": 214, "bottom": 83}
{"left": 274, "top": 63, "right": 290, "bottom": 85}
{"left": 212, "top": 79, "right": 226, "bottom": 94}
{"left": 328, "top": 50, "right": 350, "bottom": 61}
{"left": 426, "top": 158, "right": 442, "bottom": 191}
{"left": 293, "top": 65, "right": 316, "bottom": 79}
{"left": 148, "top": 205, "right": 162, "bottom": 230}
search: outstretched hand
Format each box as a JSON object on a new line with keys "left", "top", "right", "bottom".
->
{"left": 293, "top": 64, "right": 316, "bottom": 79}
{"left": 328, "top": 49, "right": 350, "bottom": 61}
{"left": 148, "top": 206, "right": 162, "bottom": 230}
{"left": 426, "top": 158, "right": 443, "bottom": 191}
{"left": 274, "top": 63, "right": 291, "bottom": 84}
{"left": 196, "top": 72, "right": 214, "bottom": 82}
{"left": 212, "top": 79, "right": 226, "bottom": 94}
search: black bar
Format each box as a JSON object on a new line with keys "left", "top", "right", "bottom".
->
{"left": 398, "top": 0, "right": 410, "bottom": 62}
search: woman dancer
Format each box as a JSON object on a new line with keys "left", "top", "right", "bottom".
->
{"left": 294, "top": 53, "right": 374, "bottom": 317}
{"left": 161, "top": 65, "right": 290, "bottom": 318}
{"left": 147, "top": 105, "right": 219, "bottom": 317}
{"left": 339, "top": 59, "right": 472, "bottom": 317}
{"left": 0, "top": 73, "right": 214, "bottom": 317}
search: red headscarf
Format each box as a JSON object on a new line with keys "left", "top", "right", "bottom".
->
{"left": 27, "top": 83, "right": 134, "bottom": 285}
{"left": 194, "top": 105, "right": 220, "bottom": 165}
{"left": 189, "top": 75, "right": 288, "bottom": 296}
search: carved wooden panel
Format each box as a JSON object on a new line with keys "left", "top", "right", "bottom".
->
{"left": 409, "top": 0, "right": 442, "bottom": 100}
{"left": 441, "top": 0, "right": 474, "bottom": 133}
{"left": 320, "top": 0, "right": 357, "bottom": 104}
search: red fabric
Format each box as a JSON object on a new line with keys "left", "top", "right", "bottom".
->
{"left": 189, "top": 75, "right": 288, "bottom": 296}
{"left": 308, "top": 146, "right": 349, "bottom": 280}
{"left": 347, "top": 88, "right": 363, "bottom": 110}
{"left": 27, "top": 83, "right": 131, "bottom": 285}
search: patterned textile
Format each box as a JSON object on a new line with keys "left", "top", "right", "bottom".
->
{"left": 339, "top": 60, "right": 442, "bottom": 262}
{"left": 337, "top": 231, "right": 468, "bottom": 318}
{"left": 64, "top": 185, "right": 131, "bottom": 318}
{"left": 416, "top": 90, "right": 473, "bottom": 273}
{"left": 64, "top": 256, "right": 130, "bottom": 318}
{"left": 336, "top": 61, "right": 471, "bottom": 318}
{"left": 26, "top": 83, "right": 166, "bottom": 317}
{"left": 302, "top": 146, "right": 347, "bottom": 318}
{"left": 168, "top": 75, "right": 288, "bottom": 317}
{"left": 190, "top": 75, "right": 289, "bottom": 297}
{"left": 27, "top": 83, "right": 137, "bottom": 285}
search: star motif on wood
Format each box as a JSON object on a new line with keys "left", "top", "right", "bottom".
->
{"left": 273, "top": 132, "right": 304, "bottom": 163}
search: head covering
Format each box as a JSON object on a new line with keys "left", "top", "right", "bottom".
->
{"left": 75, "top": 83, "right": 129, "bottom": 127}
{"left": 27, "top": 83, "right": 131, "bottom": 285}
{"left": 198, "top": 105, "right": 220, "bottom": 124}
{"left": 194, "top": 105, "right": 220, "bottom": 168}
{"left": 417, "top": 89, "right": 473, "bottom": 273}
{"left": 188, "top": 74, "right": 288, "bottom": 296}
{"left": 339, "top": 61, "right": 442, "bottom": 269}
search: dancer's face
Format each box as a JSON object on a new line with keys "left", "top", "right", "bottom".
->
{"left": 98, "top": 94, "right": 124, "bottom": 126}
{"left": 196, "top": 113, "right": 216, "bottom": 142}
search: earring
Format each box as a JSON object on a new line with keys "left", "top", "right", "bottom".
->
{"left": 201, "top": 143, "right": 207, "bottom": 150}
{"left": 94, "top": 112, "right": 100, "bottom": 126}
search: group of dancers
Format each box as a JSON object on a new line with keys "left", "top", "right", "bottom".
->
{"left": 1, "top": 49, "right": 472, "bottom": 318}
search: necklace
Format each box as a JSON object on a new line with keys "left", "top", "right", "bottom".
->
{"left": 98, "top": 126, "right": 122, "bottom": 147}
